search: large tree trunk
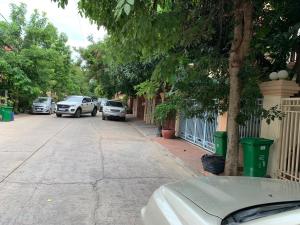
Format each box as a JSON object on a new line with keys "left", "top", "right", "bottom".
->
{"left": 225, "top": 0, "right": 253, "bottom": 176}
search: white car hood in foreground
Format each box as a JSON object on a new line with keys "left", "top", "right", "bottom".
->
{"left": 169, "top": 176, "right": 300, "bottom": 218}
{"left": 142, "top": 176, "right": 300, "bottom": 225}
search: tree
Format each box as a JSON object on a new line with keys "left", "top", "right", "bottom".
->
{"left": 77, "top": 39, "right": 157, "bottom": 98}
{"left": 0, "top": 3, "right": 89, "bottom": 111}
{"left": 226, "top": 0, "right": 253, "bottom": 175}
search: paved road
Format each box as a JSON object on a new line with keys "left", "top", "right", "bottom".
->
{"left": 0, "top": 114, "right": 192, "bottom": 225}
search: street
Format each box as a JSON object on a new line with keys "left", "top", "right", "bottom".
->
{"left": 0, "top": 114, "right": 192, "bottom": 225}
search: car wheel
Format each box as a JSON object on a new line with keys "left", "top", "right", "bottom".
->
{"left": 56, "top": 113, "right": 62, "bottom": 117}
{"left": 75, "top": 108, "right": 81, "bottom": 118}
{"left": 121, "top": 117, "right": 126, "bottom": 122}
{"left": 91, "top": 107, "right": 97, "bottom": 117}
{"left": 102, "top": 115, "right": 106, "bottom": 120}
{"left": 49, "top": 109, "right": 52, "bottom": 115}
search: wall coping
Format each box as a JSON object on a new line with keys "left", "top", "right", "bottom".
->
{"left": 259, "top": 80, "right": 300, "bottom": 97}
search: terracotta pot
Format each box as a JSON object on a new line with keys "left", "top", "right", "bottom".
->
{"left": 161, "top": 129, "right": 175, "bottom": 139}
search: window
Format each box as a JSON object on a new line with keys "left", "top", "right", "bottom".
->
{"left": 106, "top": 101, "right": 123, "bottom": 107}
{"left": 65, "top": 96, "right": 83, "bottom": 102}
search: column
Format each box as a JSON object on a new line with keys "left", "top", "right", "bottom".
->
{"left": 259, "top": 80, "right": 300, "bottom": 177}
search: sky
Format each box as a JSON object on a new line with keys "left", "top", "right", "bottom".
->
{"left": 0, "top": 0, "right": 107, "bottom": 54}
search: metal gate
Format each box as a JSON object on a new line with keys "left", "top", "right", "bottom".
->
{"left": 278, "top": 98, "right": 300, "bottom": 182}
{"left": 179, "top": 114, "right": 218, "bottom": 152}
{"left": 239, "top": 99, "right": 262, "bottom": 138}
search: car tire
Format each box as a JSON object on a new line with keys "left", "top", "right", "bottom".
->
{"left": 91, "top": 107, "right": 97, "bottom": 117}
{"left": 102, "top": 115, "right": 106, "bottom": 120}
{"left": 121, "top": 117, "right": 126, "bottom": 122}
{"left": 49, "top": 109, "right": 52, "bottom": 115}
{"left": 74, "top": 108, "right": 81, "bottom": 118}
{"left": 56, "top": 113, "right": 62, "bottom": 117}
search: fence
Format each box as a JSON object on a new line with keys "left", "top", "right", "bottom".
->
{"left": 239, "top": 99, "right": 263, "bottom": 138}
{"left": 179, "top": 113, "right": 218, "bottom": 152}
{"left": 278, "top": 98, "right": 300, "bottom": 182}
{"left": 178, "top": 99, "right": 262, "bottom": 152}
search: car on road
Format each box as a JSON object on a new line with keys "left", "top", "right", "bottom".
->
{"left": 32, "top": 97, "right": 55, "bottom": 114}
{"left": 141, "top": 176, "right": 300, "bottom": 225}
{"left": 56, "top": 95, "right": 98, "bottom": 118}
{"left": 102, "top": 100, "right": 126, "bottom": 121}
{"left": 98, "top": 98, "right": 108, "bottom": 112}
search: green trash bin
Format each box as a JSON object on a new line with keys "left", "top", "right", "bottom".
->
{"left": 1, "top": 106, "right": 13, "bottom": 122}
{"left": 240, "top": 137, "right": 274, "bottom": 177}
{"left": 214, "top": 131, "right": 227, "bottom": 157}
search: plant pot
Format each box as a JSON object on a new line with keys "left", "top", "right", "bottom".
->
{"left": 161, "top": 129, "right": 175, "bottom": 139}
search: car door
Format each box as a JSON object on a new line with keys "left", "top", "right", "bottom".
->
{"left": 81, "top": 98, "right": 89, "bottom": 113}
{"left": 86, "top": 97, "right": 94, "bottom": 112}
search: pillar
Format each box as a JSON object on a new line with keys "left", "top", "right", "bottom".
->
{"left": 259, "top": 80, "right": 300, "bottom": 177}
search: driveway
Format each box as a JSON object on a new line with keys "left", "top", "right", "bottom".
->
{"left": 0, "top": 114, "right": 192, "bottom": 225}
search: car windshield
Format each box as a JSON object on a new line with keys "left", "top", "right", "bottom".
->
{"left": 65, "top": 96, "right": 83, "bottom": 102}
{"left": 34, "top": 97, "right": 48, "bottom": 103}
{"left": 106, "top": 101, "right": 123, "bottom": 107}
{"left": 222, "top": 201, "right": 300, "bottom": 225}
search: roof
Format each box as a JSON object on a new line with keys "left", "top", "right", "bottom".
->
{"left": 166, "top": 176, "right": 300, "bottom": 219}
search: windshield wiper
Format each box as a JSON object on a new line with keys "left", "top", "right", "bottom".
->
{"left": 222, "top": 202, "right": 300, "bottom": 225}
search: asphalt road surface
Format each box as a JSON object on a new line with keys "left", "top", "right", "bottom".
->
{"left": 0, "top": 114, "right": 192, "bottom": 225}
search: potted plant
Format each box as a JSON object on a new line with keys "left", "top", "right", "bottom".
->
{"left": 154, "top": 101, "right": 177, "bottom": 139}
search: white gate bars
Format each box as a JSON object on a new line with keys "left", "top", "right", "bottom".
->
{"left": 239, "top": 99, "right": 262, "bottom": 138}
{"left": 179, "top": 114, "right": 218, "bottom": 152}
{"left": 278, "top": 98, "right": 300, "bottom": 182}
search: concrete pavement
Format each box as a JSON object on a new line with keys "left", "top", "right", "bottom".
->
{"left": 0, "top": 114, "right": 193, "bottom": 225}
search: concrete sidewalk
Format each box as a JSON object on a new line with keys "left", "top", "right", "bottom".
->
{"left": 129, "top": 117, "right": 214, "bottom": 176}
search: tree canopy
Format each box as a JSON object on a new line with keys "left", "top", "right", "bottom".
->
{"left": 0, "top": 3, "right": 90, "bottom": 111}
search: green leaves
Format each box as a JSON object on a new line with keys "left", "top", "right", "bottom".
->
{"left": 114, "top": 0, "right": 135, "bottom": 19}
{"left": 123, "top": 4, "right": 131, "bottom": 15}
{"left": 154, "top": 101, "right": 177, "bottom": 126}
{"left": 135, "top": 80, "right": 160, "bottom": 99}
{"left": 1, "top": 3, "right": 87, "bottom": 111}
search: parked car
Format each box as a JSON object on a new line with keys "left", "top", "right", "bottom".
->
{"left": 56, "top": 95, "right": 98, "bottom": 118}
{"left": 141, "top": 176, "right": 300, "bottom": 225}
{"left": 98, "top": 98, "right": 108, "bottom": 112}
{"left": 102, "top": 100, "right": 126, "bottom": 121}
{"left": 32, "top": 97, "right": 55, "bottom": 114}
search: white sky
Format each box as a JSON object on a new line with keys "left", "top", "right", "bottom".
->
{"left": 0, "top": 0, "right": 107, "bottom": 54}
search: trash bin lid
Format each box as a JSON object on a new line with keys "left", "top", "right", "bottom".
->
{"left": 1, "top": 105, "right": 13, "bottom": 109}
{"left": 214, "top": 131, "right": 227, "bottom": 138}
{"left": 240, "top": 137, "right": 274, "bottom": 146}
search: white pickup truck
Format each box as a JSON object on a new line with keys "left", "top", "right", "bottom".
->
{"left": 56, "top": 96, "right": 98, "bottom": 118}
